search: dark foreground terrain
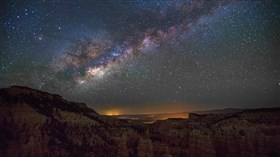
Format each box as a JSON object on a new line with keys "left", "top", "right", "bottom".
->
{"left": 0, "top": 86, "right": 279, "bottom": 157}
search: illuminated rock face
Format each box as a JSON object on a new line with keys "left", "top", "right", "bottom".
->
{"left": 186, "top": 110, "right": 280, "bottom": 157}
{"left": 1, "top": 86, "right": 280, "bottom": 157}
{"left": 149, "top": 110, "right": 280, "bottom": 157}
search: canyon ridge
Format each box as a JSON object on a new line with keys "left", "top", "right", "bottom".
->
{"left": 0, "top": 86, "right": 279, "bottom": 157}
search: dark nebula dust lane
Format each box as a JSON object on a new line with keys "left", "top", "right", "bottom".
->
{"left": 0, "top": 0, "right": 279, "bottom": 114}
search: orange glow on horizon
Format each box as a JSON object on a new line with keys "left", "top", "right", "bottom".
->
{"left": 98, "top": 102, "right": 201, "bottom": 115}
{"left": 103, "top": 109, "right": 121, "bottom": 116}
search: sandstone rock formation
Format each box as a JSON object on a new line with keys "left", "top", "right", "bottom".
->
{"left": 0, "top": 86, "right": 279, "bottom": 157}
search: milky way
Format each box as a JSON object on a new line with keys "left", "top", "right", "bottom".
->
{"left": 1, "top": 0, "right": 279, "bottom": 113}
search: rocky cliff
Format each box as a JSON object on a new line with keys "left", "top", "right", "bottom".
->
{"left": 0, "top": 86, "right": 279, "bottom": 157}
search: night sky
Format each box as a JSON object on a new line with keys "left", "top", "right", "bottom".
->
{"left": 1, "top": 0, "right": 279, "bottom": 114}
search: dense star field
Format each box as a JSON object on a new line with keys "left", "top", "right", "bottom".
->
{"left": 0, "top": 0, "right": 279, "bottom": 114}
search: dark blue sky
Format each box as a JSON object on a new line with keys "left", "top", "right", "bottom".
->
{"left": 1, "top": 0, "right": 279, "bottom": 114}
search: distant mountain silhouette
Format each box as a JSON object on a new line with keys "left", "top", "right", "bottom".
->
{"left": 0, "top": 86, "right": 279, "bottom": 157}
{"left": 113, "top": 108, "right": 245, "bottom": 124}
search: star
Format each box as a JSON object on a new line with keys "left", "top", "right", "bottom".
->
{"left": 0, "top": 0, "right": 279, "bottom": 114}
